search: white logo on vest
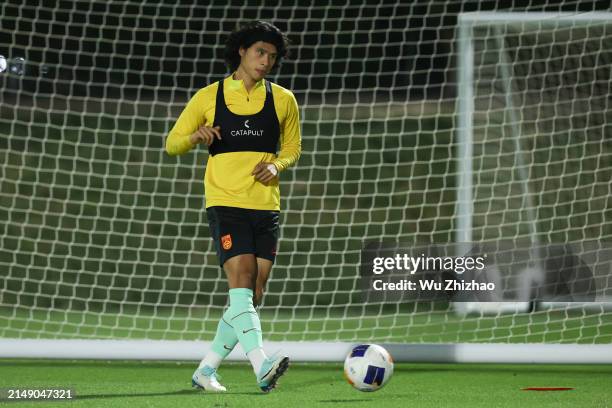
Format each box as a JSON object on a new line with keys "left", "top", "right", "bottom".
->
{"left": 230, "top": 119, "right": 263, "bottom": 137}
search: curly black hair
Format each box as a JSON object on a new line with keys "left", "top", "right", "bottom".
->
{"left": 224, "top": 20, "right": 290, "bottom": 72}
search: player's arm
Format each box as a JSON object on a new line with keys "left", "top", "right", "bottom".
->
{"left": 165, "top": 88, "right": 220, "bottom": 156}
{"left": 252, "top": 92, "right": 302, "bottom": 182}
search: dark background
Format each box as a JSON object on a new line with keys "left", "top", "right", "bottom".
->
{"left": 1, "top": 0, "right": 610, "bottom": 104}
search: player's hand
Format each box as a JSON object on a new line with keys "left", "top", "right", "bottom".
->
{"left": 252, "top": 162, "right": 278, "bottom": 184}
{"left": 189, "top": 125, "right": 221, "bottom": 146}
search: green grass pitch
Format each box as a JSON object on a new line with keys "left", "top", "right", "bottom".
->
{"left": 1, "top": 360, "right": 611, "bottom": 408}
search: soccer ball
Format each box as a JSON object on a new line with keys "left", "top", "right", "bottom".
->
{"left": 344, "top": 344, "right": 394, "bottom": 392}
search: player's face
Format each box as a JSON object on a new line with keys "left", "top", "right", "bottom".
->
{"left": 238, "top": 41, "right": 278, "bottom": 82}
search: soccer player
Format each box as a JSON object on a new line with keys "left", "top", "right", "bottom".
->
{"left": 165, "top": 21, "right": 301, "bottom": 393}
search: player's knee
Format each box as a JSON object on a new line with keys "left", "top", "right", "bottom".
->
{"left": 224, "top": 255, "right": 258, "bottom": 288}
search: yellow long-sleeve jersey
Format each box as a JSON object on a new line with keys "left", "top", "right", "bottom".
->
{"left": 166, "top": 75, "right": 301, "bottom": 211}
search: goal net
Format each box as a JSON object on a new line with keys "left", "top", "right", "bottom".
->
{"left": 0, "top": 3, "right": 611, "bottom": 362}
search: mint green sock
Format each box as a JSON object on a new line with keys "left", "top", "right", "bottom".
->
{"left": 226, "top": 288, "right": 263, "bottom": 354}
{"left": 209, "top": 311, "right": 239, "bottom": 358}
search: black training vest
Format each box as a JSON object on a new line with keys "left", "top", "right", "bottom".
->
{"left": 209, "top": 79, "right": 280, "bottom": 156}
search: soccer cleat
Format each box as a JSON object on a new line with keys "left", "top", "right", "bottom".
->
{"left": 257, "top": 355, "right": 290, "bottom": 392}
{"left": 192, "top": 365, "right": 227, "bottom": 392}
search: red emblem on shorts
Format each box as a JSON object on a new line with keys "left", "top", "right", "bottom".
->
{"left": 221, "top": 234, "right": 232, "bottom": 250}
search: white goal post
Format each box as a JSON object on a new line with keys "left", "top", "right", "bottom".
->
{"left": 1, "top": 5, "right": 611, "bottom": 364}
{"left": 455, "top": 11, "right": 612, "bottom": 318}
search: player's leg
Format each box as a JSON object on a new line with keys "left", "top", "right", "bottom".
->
{"left": 254, "top": 257, "right": 272, "bottom": 306}
{"left": 249, "top": 209, "right": 289, "bottom": 391}
{"left": 251, "top": 256, "right": 289, "bottom": 391}
{"left": 193, "top": 311, "right": 236, "bottom": 392}
{"left": 222, "top": 252, "right": 289, "bottom": 392}
{"left": 193, "top": 207, "right": 253, "bottom": 392}
{"left": 252, "top": 208, "right": 279, "bottom": 306}
{"left": 224, "top": 253, "right": 258, "bottom": 288}
{"left": 222, "top": 254, "right": 263, "bottom": 364}
{"left": 193, "top": 255, "right": 259, "bottom": 392}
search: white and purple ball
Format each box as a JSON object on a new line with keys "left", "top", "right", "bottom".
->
{"left": 344, "top": 344, "right": 394, "bottom": 392}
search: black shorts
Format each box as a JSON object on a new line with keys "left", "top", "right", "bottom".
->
{"left": 207, "top": 206, "right": 280, "bottom": 267}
